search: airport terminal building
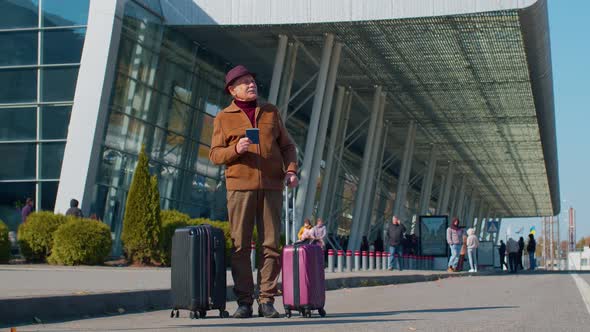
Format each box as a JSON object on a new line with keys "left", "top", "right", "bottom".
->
{"left": 0, "top": 0, "right": 559, "bottom": 254}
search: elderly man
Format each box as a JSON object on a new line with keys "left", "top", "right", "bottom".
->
{"left": 209, "top": 65, "right": 298, "bottom": 318}
{"left": 387, "top": 216, "right": 406, "bottom": 271}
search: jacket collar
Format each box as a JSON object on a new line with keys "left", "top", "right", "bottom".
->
{"left": 223, "top": 100, "right": 263, "bottom": 122}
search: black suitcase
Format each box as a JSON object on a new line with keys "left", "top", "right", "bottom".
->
{"left": 170, "top": 225, "right": 229, "bottom": 319}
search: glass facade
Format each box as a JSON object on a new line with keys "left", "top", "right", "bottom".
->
{"left": 0, "top": 0, "right": 89, "bottom": 231}
{"left": 92, "top": 1, "right": 238, "bottom": 254}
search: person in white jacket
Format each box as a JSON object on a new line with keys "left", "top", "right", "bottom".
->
{"left": 466, "top": 228, "right": 479, "bottom": 272}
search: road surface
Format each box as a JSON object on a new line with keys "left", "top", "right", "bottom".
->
{"left": 16, "top": 272, "right": 590, "bottom": 332}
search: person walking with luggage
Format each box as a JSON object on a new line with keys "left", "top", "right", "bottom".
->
{"left": 518, "top": 236, "right": 525, "bottom": 270}
{"left": 466, "top": 228, "right": 479, "bottom": 273}
{"left": 386, "top": 216, "right": 406, "bottom": 271}
{"left": 209, "top": 65, "right": 298, "bottom": 319}
{"left": 527, "top": 233, "right": 537, "bottom": 270}
{"left": 499, "top": 240, "right": 507, "bottom": 271}
{"left": 298, "top": 218, "right": 313, "bottom": 241}
{"left": 506, "top": 237, "right": 519, "bottom": 273}
{"left": 446, "top": 218, "right": 464, "bottom": 272}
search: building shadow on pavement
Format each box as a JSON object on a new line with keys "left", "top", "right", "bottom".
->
{"left": 168, "top": 318, "right": 417, "bottom": 329}
{"left": 326, "top": 305, "right": 517, "bottom": 318}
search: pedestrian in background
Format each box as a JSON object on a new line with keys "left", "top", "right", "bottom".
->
{"left": 360, "top": 236, "right": 369, "bottom": 253}
{"left": 373, "top": 233, "right": 384, "bottom": 253}
{"left": 297, "top": 218, "right": 312, "bottom": 240}
{"left": 499, "top": 240, "right": 507, "bottom": 271}
{"left": 312, "top": 218, "right": 327, "bottom": 247}
{"left": 527, "top": 233, "right": 537, "bottom": 270}
{"left": 506, "top": 237, "right": 519, "bottom": 273}
{"left": 456, "top": 229, "right": 468, "bottom": 272}
{"left": 65, "top": 199, "right": 83, "bottom": 218}
{"left": 466, "top": 228, "right": 479, "bottom": 273}
{"left": 446, "top": 218, "right": 464, "bottom": 272}
{"left": 387, "top": 216, "right": 406, "bottom": 271}
{"left": 517, "top": 236, "right": 525, "bottom": 270}
{"left": 21, "top": 198, "right": 34, "bottom": 223}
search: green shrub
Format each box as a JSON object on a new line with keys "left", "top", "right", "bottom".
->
{"left": 0, "top": 220, "right": 9, "bottom": 263}
{"left": 48, "top": 217, "right": 112, "bottom": 265}
{"left": 121, "top": 146, "right": 161, "bottom": 264}
{"left": 159, "top": 210, "right": 191, "bottom": 265}
{"left": 189, "top": 218, "right": 285, "bottom": 267}
{"left": 17, "top": 211, "right": 66, "bottom": 262}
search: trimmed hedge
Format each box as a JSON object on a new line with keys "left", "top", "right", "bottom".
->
{"left": 159, "top": 210, "right": 191, "bottom": 265}
{"left": 48, "top": 217, "right": 112, "bottom": 265}
{"left": 157, "top": 210, "right": 287, "bottom": 267}
{"left": 121, "top": 146, "right": 161, "bottom": 265}
{"left": 17, "top": 211, "right": 66, "bottom": 261}
{"left": 0, "top": 220, "right": 9, "bottom": 263}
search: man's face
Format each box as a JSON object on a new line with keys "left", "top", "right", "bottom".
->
{"left": 229, "top": 74, "right": 257, "bottom": 101}
{"left": 317, "top": 219, "right": 323, "bottom": 226}
{"left": 392, "top": 217, "right": 399, "bottom": 224}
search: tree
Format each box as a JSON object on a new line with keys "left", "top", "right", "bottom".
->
{"left": 121, "top": 146, "right": 161, "bottom": 264}
{"left": 576, "top": 237, "right": 590, "bottom": 250}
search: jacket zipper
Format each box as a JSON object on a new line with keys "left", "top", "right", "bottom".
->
{"left": 238, "top": 108, "right": 262, "bottom": 189}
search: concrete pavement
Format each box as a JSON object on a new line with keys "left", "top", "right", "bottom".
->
{"left": 12, "top": 272, "right": 590, "bottom": 332}
{"left": 0, "top": 264, "right": 494, "bottom": 326}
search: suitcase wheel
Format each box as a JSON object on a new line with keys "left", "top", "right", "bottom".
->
{"left": 219, "top": 310, "right": 230, "bottom": 318}
{"left": 285, "top": 309, "right": 292, "bottom": 318}
{"left": 318, "top": 308, "right": 326, "bottom": 317}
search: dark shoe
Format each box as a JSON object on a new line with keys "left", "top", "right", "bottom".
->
{"left": 258, "top": 303, "right": 280, "bottom": 318}
{"left": 232, "top": 304, "right": 253, "bottom": 318}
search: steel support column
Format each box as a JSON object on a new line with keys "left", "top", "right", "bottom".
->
{"left": 327, "top": 90, "right": 353, "bottom": 231}
{"left": 392, "top": 120, "right": 417, "bottom": 226}
{"left": 439, "top": 163, "right": 455, "bottom": 215}
{"left": 294, "top": 34, "right": 334, "bottom": 239}
{"left": 419, "top": 145, "right": 437, "bottom": 215}
{"left": 358, "top": 93, "right": 387, "bottom": 241}
{"left": 302, "top": 42, "right": 342, "bottom": 226}
{"left": 317, "top": 85, "right": 346, "bottom": 220}
{"left": 278, "top": 42, "right": 299, "bottom": 120}
{"left": 452, "top": 177, "right": 466, "bottom": 221}
{"left": 348, "top": 86, "right": 382, "bottom": 251}
{"left": 267, "top": 34, "right": 288, "bottom": 105}
{"left": 465, "top": 196, "right": 477, "bottom": 229}
{"left": 436, "top": 174, "right": 446, "bottom": 213}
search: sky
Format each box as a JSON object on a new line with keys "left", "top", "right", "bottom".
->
{"left": 500, "top": 0, "right": 590, "bottom": 243}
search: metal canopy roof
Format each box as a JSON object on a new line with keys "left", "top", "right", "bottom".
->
{"left": 176, "top": 0, "right": 559, "bottom": 217}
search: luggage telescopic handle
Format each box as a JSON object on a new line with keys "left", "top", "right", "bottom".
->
{"left": 284, "top": 184, "right": 297, "bottom": 245}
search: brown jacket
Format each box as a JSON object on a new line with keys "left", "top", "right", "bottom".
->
{"left": 209, "top": 101, "right": 297, "bottom": 191}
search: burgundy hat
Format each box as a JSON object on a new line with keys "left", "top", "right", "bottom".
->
{"left": 224, "top": 65, "right": 256, "bottom": 94}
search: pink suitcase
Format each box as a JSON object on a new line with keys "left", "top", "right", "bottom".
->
{"left": 282, "top": 242, "right": 327, "bottom": 318}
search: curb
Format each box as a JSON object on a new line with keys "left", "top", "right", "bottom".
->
{"left": 0, "top": 271, "right": 492, "bottom": 327}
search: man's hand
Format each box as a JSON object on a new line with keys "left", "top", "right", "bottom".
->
{"left": 236, "top": 137, "right": 251, "bottom": 154}
{"left": 285, "top": 173, "right": 299, "bottom": 188}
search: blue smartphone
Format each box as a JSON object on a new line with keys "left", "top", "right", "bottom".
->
{"left": 246, "top": 128, "right": 259, "bottom": 144}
